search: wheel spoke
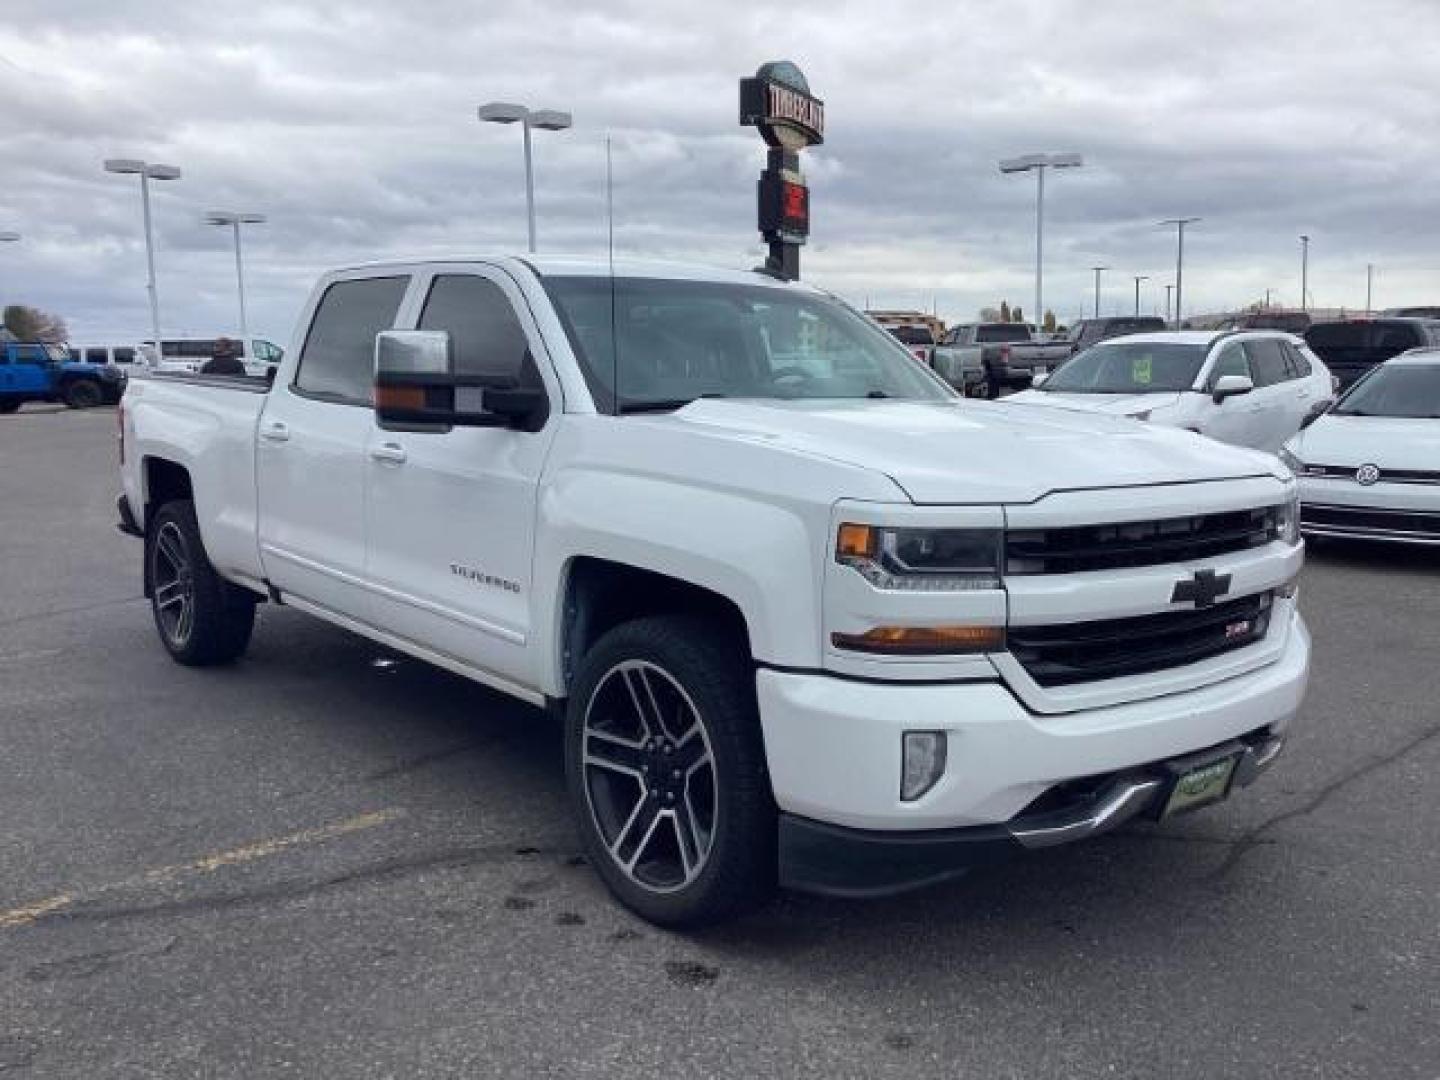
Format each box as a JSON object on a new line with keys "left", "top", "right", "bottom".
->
{"left": 584, "top": 729, "right": 645, "bottom": 779}
{"left": 615, "top": 798, "right": 663, "bottom": 871}
{"left": 621, "top": 665, "right": 664, "bottom": 741}
{"left": 671, "top": 802, "right": 703, "bottom": 879}
{"left": 154, "top": 579, "right": 187, "bottom": 611}
{"left": 673, "top": 722, "right": 711, "bottom": 773}
{"left": 175, "top": 596, "right": 194, "bottom": 642}
{"left": 156, "top": 529, "right": 186, "bottom": 573}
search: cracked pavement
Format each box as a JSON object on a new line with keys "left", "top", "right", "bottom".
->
{"left": 2, "top": 406, "right": 1438, "bottom": 1078}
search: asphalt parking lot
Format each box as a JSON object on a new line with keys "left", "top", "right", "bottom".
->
{"left": 2, "top": 405, "right": 1437, "bottom": 1079}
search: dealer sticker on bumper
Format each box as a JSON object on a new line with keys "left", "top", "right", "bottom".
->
{"left": 1163, "top": 755, "right": 1239, "bottom": 818}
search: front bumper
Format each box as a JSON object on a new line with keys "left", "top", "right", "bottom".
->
{"left": 780, "top": 728, "right": 1284, "bottom": 896}
{"left": 1298, "top": 477, "right": 1440, "bottom": 544}
{"left": 759, "top": 608, "right": 1309, "bottom": 889}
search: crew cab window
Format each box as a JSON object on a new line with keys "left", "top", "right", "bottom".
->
{"left": 1283, "top": 342, "right": 1312, "bottom": 377}
{"left": 1243, "top": 339, "right": 1290, "bottom": 386}
{"left": 975, "top": 324, "right": 1031, "bottom": 343}
{"left": 294, "top": 276, "right": 409, "bottom": 404}
{"left": 418, "top": 274, "right": 537, "bottom": 385}
{"left": 12, "top": 345, "right": 48, "bottom": 364}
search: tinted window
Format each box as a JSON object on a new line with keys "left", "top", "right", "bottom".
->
{"left": 1376, "top": 323, "right": 1420, "bottom": 351}
{"left": 1333, "top": 364, "right": 1440, "bottom": 418}
{"left": 418, "top": 275, "right": 534, "bottom": 383}
{"left": 13, "top": 345, "right": 47, "bottom": 364}
{"left": 85, "top": 348, "right": 108, "bottom": 363}
{"left": 294, "top": 276, "right": 408, "bottom": 403}
{"left": 113, "top": 347, "right": 137, "bottom": 364}
{"left": 1283, "top": 342, "right": 1312, "bottom": 377}
{"left": 975, "top": 324, "right": 1031, "bottom": 343}
{"left": 1244, "top": 339, "right": 1290, "bottom": 386}
{"left": 888, "top": 326, "right": 934, "bottom": 345}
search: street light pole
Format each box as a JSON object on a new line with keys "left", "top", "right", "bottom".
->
{"left": 1132, "top": 275, "right": 1149, "bottom": 317}
{"left": 478, "top": 102, "right": 574, "bottom": 254}
{"left": 104, "top": 158, "right": 182, "bottom": 352}
{"left": 1366, "top": 263, "right": 1374, "bottom": 314}
{"left": 1160, "top": 218, "right": 1200, "bottom": 329}
{"left": 205, "top": 212, "right": 267, "bottom": 344}
{"left": 999, "top": 152, "right": 1083, "bottom": 334}
{"left": 1090, "top": 266, "right": 1108, "bottom": 318}
{"left": 1299, "top": 234, "right": 1310, "bottom": 312}
{"left": 1164, "top": 284, "right": 1174, "bottom": 325}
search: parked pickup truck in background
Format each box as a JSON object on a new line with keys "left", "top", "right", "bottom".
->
{"left": 931, "top": 322, "right": 1071, "bottom": 397}
{"left": 1302, "top": 317, "right": 1440, "bottom": 389}
{"left": 1, "top": 341, "right": 126, "bottom": 412}
{"left": 1065, "top": 316, "right": 1168, "bottom": 356}
{"left": 118, "top": 255, "right": 1309, "bottom": 926}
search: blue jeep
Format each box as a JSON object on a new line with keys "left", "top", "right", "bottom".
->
{"left": 0, "top": 341, "right": 127, "bottom": 413}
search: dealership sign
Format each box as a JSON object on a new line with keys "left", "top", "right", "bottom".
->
{"left": 739, "top": 61, "right": 824, "bottom": 280}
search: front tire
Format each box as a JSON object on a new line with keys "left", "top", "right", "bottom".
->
{"left": 147, "top": 500, "right": 256, "bottom": 666}
{"left": 62, "top": 379, "right": 104, "bottom": 409}
{"left": 565, "top": 615, "right": 776, "bottom": 927}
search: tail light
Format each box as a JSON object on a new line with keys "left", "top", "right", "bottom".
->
{"left": 999, "top": 344, "right": 1012, "bottom": 361}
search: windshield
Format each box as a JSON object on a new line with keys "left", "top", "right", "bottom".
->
{"left": 541, "top": 276, "right": 954, "bottom": 412}
{"left": 1332, "top": 363, "right": 1440, "bottom": 418}
{"left": 1042, "top": 341, "right": 1208, "bottom": 394}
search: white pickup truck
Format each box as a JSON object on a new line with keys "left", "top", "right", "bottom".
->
{"left": 118, "top": 255, "right": 1310, "bottom": 926}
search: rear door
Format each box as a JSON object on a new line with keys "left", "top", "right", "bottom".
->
{"left": 362, "top": 267, "right": 559, "bottom": 689}
{"left": 9, "top": 345, "right": 53, "bottom": 396}
{"left": 256, "top": 273, "right": 411, "bottom": 620}
{"left": 1239, "top": 337, "right": 1295, "bottom": 450}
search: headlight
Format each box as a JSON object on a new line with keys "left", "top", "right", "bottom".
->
{"left": 1274, "top": 490, "right": 1301, "bottom": 545}
{"left": 836, "top": 523, "right": 1002, "bottom": 591}
{"left": 1278, "top": 446, "right": 1305, "bottom": 476}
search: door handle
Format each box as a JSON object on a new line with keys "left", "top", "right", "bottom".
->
{"left": 259, "top": 420, "right": 290, "bottom": 442}
{"left": 370, "top": 442, "right": 407, "bottom": 465}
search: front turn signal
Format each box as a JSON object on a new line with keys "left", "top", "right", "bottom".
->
{"left": 831, "top": 625, "right": 1004, "bottom": 656}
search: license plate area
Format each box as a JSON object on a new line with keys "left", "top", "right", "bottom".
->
{"left": 1159, "top": 744, "right": 1243, "bottom": 819}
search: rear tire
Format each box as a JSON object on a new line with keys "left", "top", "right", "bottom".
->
{"left": 565, "top": 615, "right": 776, "bottom": 927}
{"left": 0, "top": 400, "right": 20, "bottom": 414}
{"left": 62, "top": 379, "right": 103, "bottom": 409}
{"left": 146, "top": 500, "right": 256, "bottom": 666}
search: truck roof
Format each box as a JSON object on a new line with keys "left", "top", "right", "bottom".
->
{"left": 326, "top": 253, "right": 818, "bottom": 290}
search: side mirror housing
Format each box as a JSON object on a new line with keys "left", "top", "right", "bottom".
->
{"left": 373, "top": 330, "right": 547, "bottom": 432}
{"left": 1031, "top": 371, "right": 1049, "bottom": 387}
{"left": 1212, "top": 374, "right": 1254, "bottom": 403}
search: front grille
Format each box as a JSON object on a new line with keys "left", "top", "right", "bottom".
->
{"left": 1007, "top": 507, "right": 1279, "bottom": 574}
{"left": 1301, "top": 503, "right": 1440, "bottom": 539}
{"left": 1010, "top": 592, "right": 1273, "bottom": 687}
{"left": 1303, "top": 464, "right": 1440, "bottom": 485}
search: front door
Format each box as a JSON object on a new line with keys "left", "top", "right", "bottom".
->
{"left": 363, "top": 268, "right": 558, "bottom": 689}
{"left": 1203, "top": 341, "right": 1267, "bottom": 447}
{"left": 256, "top": 273, "right": 410, "bottom": 620}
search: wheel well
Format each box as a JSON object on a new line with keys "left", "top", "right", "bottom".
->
{"left": 561, "top": 558, "right": 752, "bottom": 693}
{"left": 144, "top": 458, "right": 193, "bottom": 523}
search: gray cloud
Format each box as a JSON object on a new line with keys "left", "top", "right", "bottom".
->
{"left": 1, "top": 0, "right": 1437, "bottom": 343}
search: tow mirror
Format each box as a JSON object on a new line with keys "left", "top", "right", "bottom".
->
{"left": 1211, "top": 374, "right": 1254, "bottom": 404}
{"left": 374, "top": 330, "right": 547, "bottom": 433}
{"left": 1031, "top": 371, "right": 1049, "bottom": 387}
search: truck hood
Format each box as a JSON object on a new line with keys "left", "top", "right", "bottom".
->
{"left": 652, "top": 398, "right": 1276, "bottom": 504}
{"left": 1006, "top": 389, "right": 1184, "bottom": 417}
{"left": 1293, "top": 414, "right": 1440, "bottom": 470}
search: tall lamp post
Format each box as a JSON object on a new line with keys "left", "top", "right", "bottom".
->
{"left": 204, "top": 212, "right": 266, "bottom": 344}
{"left": 1160, "top": 217, "right": 1200, "bottom": 328}
{"left": 104, "top": 158, "right": 182, "bottom": 351}
{"left": 1090, "top": 266, "right": 1109, "bottom": 318}
{"left": 0, "top": 232, "right": 17, "bottom": 311}
{"left": 1366, "top": 263, "right": 1374, "bottom": 314}
{"left": 1132, "top": 275, "right": 1149, "bottom": 317}
{"left": 1299, "top": 234, "right": 1310, "bottom": 312}
{"left": 1164, "top": 284, "right": 1174, "bottom": 325}
{"left": 478, "top": 102, "right": 573, "bottom": 253}
{"left": 999, "top": 153, "right": 1083, "bottom": 334}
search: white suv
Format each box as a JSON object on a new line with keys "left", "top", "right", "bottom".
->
{"left": 1010, "top": 331, "right": 1334, "bottom": 452}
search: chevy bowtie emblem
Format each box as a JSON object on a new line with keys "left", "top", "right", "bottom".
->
{"left": 1171, "top": 568, "right": 1232, "bottom": 609}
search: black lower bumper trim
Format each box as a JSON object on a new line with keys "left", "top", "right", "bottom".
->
{"left": 778, "top": 815, "right": 1022, "bottom": 898}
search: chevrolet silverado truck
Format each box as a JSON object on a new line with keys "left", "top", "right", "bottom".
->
{"left": 931, "top": 322, "right": 1072, "bottom": 397}
{"left": 118, "top": 256, "right": 1310, "bottom": 927}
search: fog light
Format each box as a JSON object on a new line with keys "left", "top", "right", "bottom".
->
{"left": 901, "top": 731, "right": 947, "bottom": 802}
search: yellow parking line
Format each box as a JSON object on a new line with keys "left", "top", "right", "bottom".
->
{"left": 0, "top": 808, "right": 404, "bottom": 931}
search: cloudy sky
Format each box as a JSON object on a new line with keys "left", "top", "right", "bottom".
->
{"left": 1, "top": 0, "right": 1436, "bottom": 343}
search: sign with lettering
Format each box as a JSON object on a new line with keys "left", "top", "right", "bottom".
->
{"left": 739, "top": 61, "right": 823, "bottom": 280}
